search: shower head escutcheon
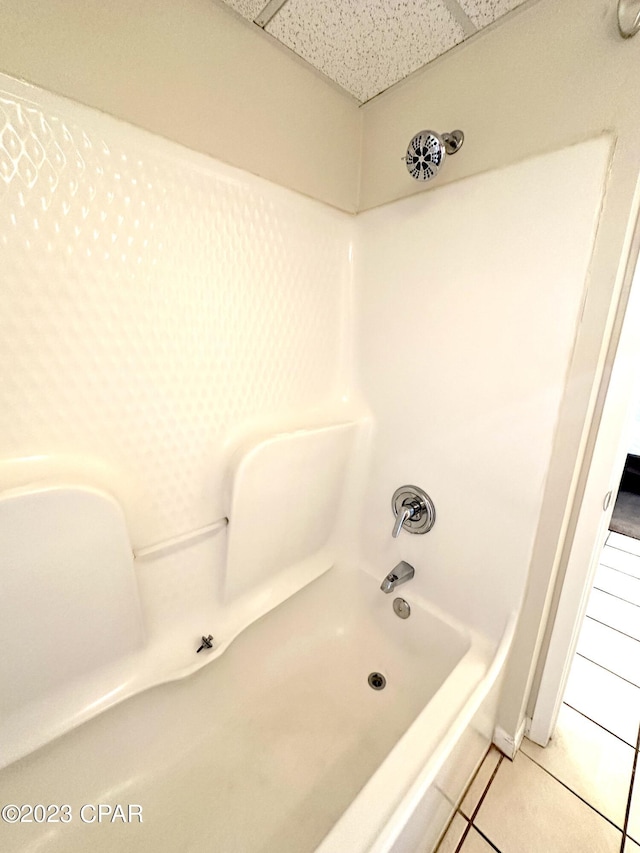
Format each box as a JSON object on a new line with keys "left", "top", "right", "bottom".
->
{"left": 404, "top": 129, "right": 464, "bottom": 182}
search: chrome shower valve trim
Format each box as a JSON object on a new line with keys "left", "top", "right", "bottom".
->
{"left": 391, "top": 485, "right": 436, "bottom": 537}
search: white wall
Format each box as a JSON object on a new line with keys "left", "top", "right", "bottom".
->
{"left": 354, "top": 138, "right": 611, "bottom": 641}
{"left": 0, "top": 0, "right": 361, "bottom": 212}
{"left": 628, "top": 398, "right": 640, "bottom": 456}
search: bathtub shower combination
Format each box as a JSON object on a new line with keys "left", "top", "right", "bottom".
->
{"left": 0, "top": 72, "right": 611, "bottom": 853}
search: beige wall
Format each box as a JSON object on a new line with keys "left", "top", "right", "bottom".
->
{"left": 0, "top": 0, "right": 361, "bottom": 212}
{"left": 360, "top": 0, "right": 640, "bottom": 738}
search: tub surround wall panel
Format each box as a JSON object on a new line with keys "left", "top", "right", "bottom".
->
{"left": 0, "top": 0, "right": 361, "bottom": 212}
{"left": 0, "top": 72, "right": 360, "bottom": 767}
{"left": 355, "top": 138, "right": 611, "bottom": 642}
{"left": 0, "top": 75, "right": 352, "bottom": 552}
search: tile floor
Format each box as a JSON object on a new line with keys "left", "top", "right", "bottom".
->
{"left": 436, "top": 530, "right": 640, "bottom": 853}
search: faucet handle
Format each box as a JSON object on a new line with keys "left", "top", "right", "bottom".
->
{"left": 391, "top": 486, "right": 436, "bottom": 537}
{"left": 392, "top": 503, "right": 414, "bottom": 538}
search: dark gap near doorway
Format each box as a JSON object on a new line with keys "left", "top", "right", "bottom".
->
{"left": 610, "top": 454, "right": 640, "bottom": 541}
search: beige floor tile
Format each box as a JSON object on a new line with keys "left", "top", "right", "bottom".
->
{"left": 587, "top": 589, "right": 640, "bottom": 641}
{"left": 436, "top": 813, "right": 468, "bottom": 853}
{"left": 460, "top": 826, "right": 495, "bottom": 852}
{"left": 594, "top": 565, "right": 640, "bottom": 607}
{"left": 628, "top": 764, "right": 640, "bottom": 842}
{"left": 474, "top": 751, "right": 621, "bottom": 853}
{"left": 521, "top": 703, "right": 634, "bottom": 827}
{"left": 459, "top": 746, "right": 501, "bottom": 818}
{"left": 577, "top": 618, "right": 640, "bottom": 687}
{"left": 625, "top": 836, "right": 640, "bottom": 852}
{"left": 600, "top": 545, "right": 640, "bottom": 578}
{"left": 564, "top": 655, "right": 640, "bottom": 745}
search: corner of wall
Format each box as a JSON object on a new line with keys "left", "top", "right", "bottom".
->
{"left": 357, "top": 0, "right": 639, "bottom": 211}
{"left": 0, "top": 0, "right": 361, "bottom": 213}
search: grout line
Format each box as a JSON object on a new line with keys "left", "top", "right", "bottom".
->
{"left": 604, "top": 538, "right": 640, "bottom": 557}
{"left": 585, "top": 616, "right": 640, "bottom": 644}
{"left": 456, "top": 746, "right": 493, "bottom": 819}
{"left": 519, "top": 750, "right": 626, "bottom": 833}
{"left": 576, "top": 652, "right": 640, "bottom": 690}
{"left": 454, "top": 755, "right": 504, "bottom": 853}
{"left": 593, "top": 586, "right": 640, "bottom": 610}
{"left": 599, "top": 562, "right": 640, "bottom": 581}
{"left": 563, "top": 702, "right": 638, "bottom": 749}
{"left": 471, "top": 825, "right": 503, "bottom": 852}
{"left": 620, "top": 721, "right": 640, "bottom": 853}
{"left": 469, "top": 754, "right": 504, "bottom": 822}
{"left": 453, "top": 816, "right": 472, "bottom": 852}
{"left": 438, "top": 745, "right": 492, "bottom": 851}
{"left": 448, "top": 813, "right": 469, "bottom": 852}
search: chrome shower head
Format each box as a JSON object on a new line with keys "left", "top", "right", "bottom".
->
{"left": 404, "top": 129, "right": 464, "bottom": 182}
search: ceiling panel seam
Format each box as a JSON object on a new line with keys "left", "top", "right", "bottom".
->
{"left": 222, "top": 0, "right": 532, "bottom": 103}
{"left": 440, "top": 0, "right": 477, "bottom": 37}
{"left": 254, "top": 0, "right": 290, "bottom": 27}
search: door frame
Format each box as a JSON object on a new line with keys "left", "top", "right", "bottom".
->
{"left": 528, "top": 244, "right": 640, "bottom": 746}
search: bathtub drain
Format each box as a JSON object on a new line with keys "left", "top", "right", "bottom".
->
{"left": 368, "top": 672, "right": 386, "bottom": 691}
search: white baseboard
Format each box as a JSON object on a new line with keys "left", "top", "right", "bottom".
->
{"left": 492, "top": 717, "right": 528, "bottom": 760}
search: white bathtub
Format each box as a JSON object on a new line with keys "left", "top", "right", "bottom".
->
{"left": 0, "top": 567, "right": 514, "bottom": 853}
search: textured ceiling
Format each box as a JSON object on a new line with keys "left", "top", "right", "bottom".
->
{"left": 222, "top": 0, "right": 529, "bottom": 102}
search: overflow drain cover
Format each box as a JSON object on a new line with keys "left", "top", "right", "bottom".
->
{"left": 368, "top": 672, "right": 386, "bottom": 690}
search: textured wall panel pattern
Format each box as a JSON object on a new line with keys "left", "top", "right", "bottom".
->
{"left": 0, "top": 79, "right": 350, "bottom": 549}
